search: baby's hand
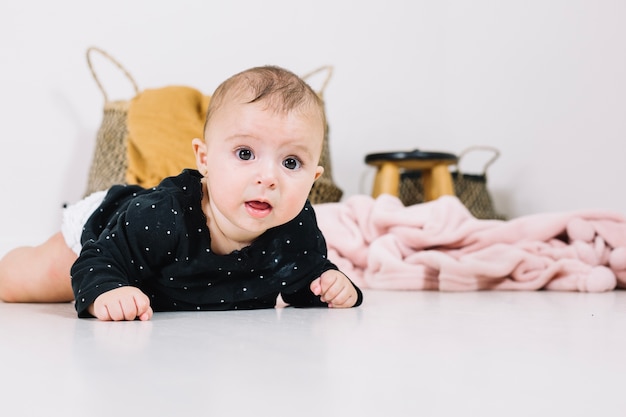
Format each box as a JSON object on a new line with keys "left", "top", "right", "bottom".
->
{"left": 88, "top": 286, "right": 153, "bottom": 321}
{"left": 310, "top": 270, "right": 358, "bottom": 308}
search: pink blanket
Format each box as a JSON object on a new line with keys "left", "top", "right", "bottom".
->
{"left": 313, "top": 195, "right": 626, "bottom": 292}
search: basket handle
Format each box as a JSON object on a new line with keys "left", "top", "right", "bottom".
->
{"left": 301, "top": 65, "right": 333, "bottom": 97}
{"left": 456, "top": 146, "right": 501, "bottom": 175}
{"left": 86, "top": 46, "right": 139, "bottom": 103}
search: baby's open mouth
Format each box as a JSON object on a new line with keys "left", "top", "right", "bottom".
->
{"left": 245, "top": 200, "right": 273, "bottom": 217}
{"left": 247, "top": 201, "right": 271, "bottom": 210}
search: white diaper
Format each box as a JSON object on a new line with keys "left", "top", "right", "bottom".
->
{"left": 61, "top": 190, "right": 108, "bottom": 255}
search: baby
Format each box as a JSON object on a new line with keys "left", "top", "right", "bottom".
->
{"left": 0, "top": 65, "right": 363, "bottom": 320}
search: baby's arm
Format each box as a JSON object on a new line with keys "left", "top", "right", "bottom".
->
{"left": 88, "top": 286, "right": 153, "bottom": 321}
{"left": 310, "top": 269, "right": 359, "bottom": 308}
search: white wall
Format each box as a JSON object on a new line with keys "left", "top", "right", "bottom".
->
{"left": 1, "top": 0, "right": 625, "bottom": 256}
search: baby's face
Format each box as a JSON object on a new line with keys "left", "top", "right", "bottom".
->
{"left": 198, "top": 99, "right": 324, "bottom": 241}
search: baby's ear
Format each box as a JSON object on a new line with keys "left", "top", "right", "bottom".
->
{"left": 314, "top": 165, "right": 324, "bottom": 181}
{"left": 191, "top": 138, "right": 208, "bottom": 174}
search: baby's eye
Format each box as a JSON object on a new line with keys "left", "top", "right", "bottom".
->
{"left": 237, "top": 148, "right": 253, "bottom": 161}
{"left": 283, "top": 157, "right": 301, "bottom": 170}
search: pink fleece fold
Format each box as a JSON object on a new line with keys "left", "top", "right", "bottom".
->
{"left": 313, "top": 194, "right": 626, "bottom": 292}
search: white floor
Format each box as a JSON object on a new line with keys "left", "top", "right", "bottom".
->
{"left": 1, "top": 289, "right": 625, "bottom": 417}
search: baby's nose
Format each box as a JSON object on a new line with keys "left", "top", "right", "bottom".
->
{"left": 256, "top": 162, "right": 278, "bottom": 188}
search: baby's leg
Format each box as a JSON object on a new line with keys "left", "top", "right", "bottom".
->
{"left": 0, "top": 232, "right": 76, "bottom": 303}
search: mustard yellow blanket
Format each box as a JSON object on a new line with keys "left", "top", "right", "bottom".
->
{"left": 126, "top": 86, "right": 211, "bottom": 188}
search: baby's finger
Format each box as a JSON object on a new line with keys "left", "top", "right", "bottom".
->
{"left": 133, "top": 294, "right": 152, "bottom": 319}
{"left": 92, "top": 303, "right": 113, "bottom": 321}
{"left": 120, "top": 298, "right": 140, "bottom": 321}
{"left": 103, "top": 302, "right": 126, "bottom": 321}
{"left": 319, "top": 280, "right": 343, "bottom": 303}
{"left": 324, "top": 284, "right": 347, "bottom": 305}
{"left": 134, "top": 296, "right": 153, "bottom": 321}
{"left": 310, "top": 278, "right": 322, "bottom": 296}
{"left": 138, "top": 307, "right": 154, "bottom": 321}
{"left": 329, "top": 287, "right": 356, "bottom": 308}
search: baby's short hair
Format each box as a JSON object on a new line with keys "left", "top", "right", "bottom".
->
{"left": 204, "top": 65, "right": 326, "bottom": 134}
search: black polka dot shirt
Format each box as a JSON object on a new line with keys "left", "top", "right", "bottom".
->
{"left": 71, "top": 169, "right": 362, "bottom": 317}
